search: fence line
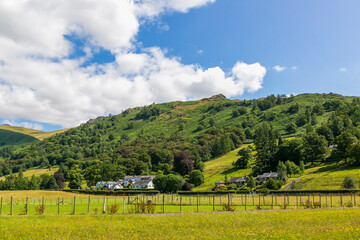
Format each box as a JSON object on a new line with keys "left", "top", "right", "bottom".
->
{"left": 0, "top": 193, "right": 358, "bottom": 216}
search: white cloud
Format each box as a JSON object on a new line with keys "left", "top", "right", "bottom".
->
{"left": 291, "top": 66, "right": 298, "bottom": 70}
{"left": 272, "top": 65, "right": 286, "bottom": 72}
{"left": 339, "top": 67, "right": 347, "bottom": 72}
{"left": 0, "top": 0, "right": 266, "bottom": 128}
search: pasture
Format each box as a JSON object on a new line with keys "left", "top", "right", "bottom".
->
{"left": 1, "top": 209, "right": 360, "bottom": 239}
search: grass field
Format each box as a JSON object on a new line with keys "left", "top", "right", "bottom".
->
{"left": 0, "top": 208, "right": 360, "bottom": 239}
{"left": 0, "top": 168, "right": 59, "bottom": 181}
{"left": 194, "top": 145, "right": 252, "bottom": 191}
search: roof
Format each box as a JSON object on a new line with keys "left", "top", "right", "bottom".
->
{"left": 215, "top": 181, "right": 225, "bottom": 184}
{"left": 124, "top": 175, "right": 155, "bottom": 179}
{"left": 228, "top": 177, "right": 246, "bottom": 184}
{"left": 256, "top": 172, "right": 278, "bottom": 179}
{"left": 132, "top": 179, "right": 152, "bottom": 187}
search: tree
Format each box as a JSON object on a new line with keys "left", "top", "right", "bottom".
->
{"left": 53, "top": 173, "right": 65, "bottom": 189}
{"left": 188, "top": 170, "right": 204, "bottom": 187}
{"left": 275, "top": 138, "right": 304, "bottom": 165}
{"left": 29, "top": 175, "right": 40, "bottom": 190}
{"left": 234, "top": 147, "right": 252, "bottom": 169}
{"left": 47, "top": 177, "right": 59, "bottom": 190}
{"left": 68, "top": 165, "right": 84, "bottom": 189}
{"left": 342, "top": 176, "right": 355, "bottom": 189}
{"left": 302, "top": 132, "right": 328, "bottom": 165}
{"left": 265, "top": 178, "right": 281, "bottom": 190}
{"left": 253, "top": 122, "right": 278, "bottom": 174}
{"left": 285, "top": 122, "right": 297, "bottom": 134}
{"left": 153, "top": 174, "right": 185, "bottom": 193}
{"left": 277, "top": 161, "right": 287, "bottom": 180}
{"left": 349, "top": 141, "right": 360, "bottom": 165}
{"left": 173, "top": 151, "right": 194, "bottom": 176}
{"left": 335, "top": 132, "right": 357, "bottom": 164}
{"left": 246, "top": 176, "right": 256, "bottom": 189}
{"left": 285, "top": 161, "right": 300, "bottom": 177}
{"left": 299, "top": 161, "right": 305, "bottom": 174}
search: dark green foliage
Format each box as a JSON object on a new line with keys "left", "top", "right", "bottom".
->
{"left": 342, "top": 176, "right": 355, "bottom": 189}
{"left": 287, "top": 103, "right": 300, "bottom": 114}
{"left": 153, "top": 174, "right": 185, "bottom": 193}
{"left": 286, "top": 122, "right": 297, "bottom": 134}
{"left": 277, "top": 161, "right": 287, "bottom": 180}
{"left": 334, "top": 132, "right": 357, "bottom": 164}
{"left": 0, "top": 129, "right": 38, "bottom": 147}
{"left": 253, "top": 122, "right": 278, "bottom": 174}
{"left": 285, "top": 160, "right": 300, "bottom": 177}
{"left": 68, "top": 165, "right": 84, "bottom": 189}
{"left": 265, "top": 178, "right": 283, "bottom": 190}
{"left": 246, "top": 176, "right": 256, "bottom": 189}
{"left": 302, "top": 132, "right": 328, "bottom": 164}
{"left": 188, "top": 170, "right": 204, "bottom": 187}
{"left": 234, "top": 147, "right": 252, "bottom": 169}
{"left": 135, "top": 104, "right": 160, "bottom": 120}
{"left": 173, "top": 151, "right": 194, "bottom": 176}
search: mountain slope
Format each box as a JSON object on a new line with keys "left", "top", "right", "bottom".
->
{"left": 1, "top": 92, "right": 360, "bottom": 179}
{"left": 0, "top": 129, "right": 39, "bottom": 146}
{"left": 0, "top": 125, "right": 68, "bottom": 140}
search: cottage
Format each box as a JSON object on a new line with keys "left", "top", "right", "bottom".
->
{"left": 132, "top": 179, "right": 154, "bottom": 189}
{"left": 228, "top": 176, "right": 246, "bottom": 186}
{"left": 255, "top": 172, "right": 279, "bottom": 183}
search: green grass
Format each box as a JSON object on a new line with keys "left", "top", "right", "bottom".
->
{"left": 0, "top": 129, "right": 39, "bottom": 146}
{"left": 0, "top": 167, "right": 59, "bottom": 181}
{"left": 194, "top": 145, "right": 252, "bottom": 191}
{"left": 1, "top": 208, "right": 360, "bottom": 239}
{"left": 294, "top": 163, "right": 360, "bottom": 190}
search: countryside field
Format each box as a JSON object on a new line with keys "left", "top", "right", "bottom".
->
{"left": 1, "top": 209, "right": 360, "bottom": 239}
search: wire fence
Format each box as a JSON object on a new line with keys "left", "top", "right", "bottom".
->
{"left": 0, "top": 193, "right": 358, "bottom": 215}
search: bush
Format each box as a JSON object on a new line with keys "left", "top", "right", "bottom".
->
{"left": 106, "top": 203, "right": 120, "bottom": 214}
{"left": 134, "top": 201, "right": 156, "bottom": 214}
{"left": 345, "top": 201, "right": 354, "bottom": 207}
{"left": 35, "top": 205, "right": 45, "bottom": 215}
{"left": 342, "top": 176, "right": 356, "bottom": 189}
{"left": 222, "top": 204, "right": 235, "bottom": 212}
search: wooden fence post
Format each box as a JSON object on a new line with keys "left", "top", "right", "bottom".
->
{"left": 213, "top": 194, "right": 215, "bottom": 211}
{"left": 123, "top": 197, "right": 126, "bottom": 214}
{"left": 283, "top": 195, "right": 286, "bottom": 208}
{"left": 197, "top": 195, "right": 199, "bottom": 212}
{"left": 354, "top": 193, "right": 356, "bottom": 206}
{"left": 245, "top": 194, "right": 247, "bottom": 211}
{"left": 87, "top": 196, "right": 90, "bottom": 215}
{"left": 258, "top": 194, "right": 261, "bottom": 207}
{"left": 73, "top": 196, "right": 76, "bottom": 215}
{"left": 271, "top": 194, "right": 274, "bottom": 209}
{"left": 331, "top": 194, "right": 333, "bottom": 207}
{"left": 0, "top": 197, "right": 2, "bottom": 215}
{"left": 102, "top": 197, "right": 106, "bottom": 214}
{"left": 162, "top": 195, "right": 165, "bottom": 213}
{"left": 58, "top": 197, "right": 60, "bottom": 215}
{"left": 296, "top": 195, "right": 298, "bottom": 209}
{"left": 10, "top": 197, "right": 13, "bottom": 215}
{"left": 26, "top": 197, "right": 28, "bottom": 215}
{"left": 340, "top": 194, "right": 343, "bottom": 207}
{"left": 180, "top": 195, "right": 182, "bottom": 212}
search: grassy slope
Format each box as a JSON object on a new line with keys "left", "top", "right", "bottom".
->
{"left": 194, "top": 145, "right": 252, "bottom": 191}
{"left": 0, "top": 209, "right": 359, "bottom": 239}
{"left": 0, "top": 129, "right": 39, "bottom": 146}
{"left": 0, "top": 167, "right": 59, "bottom": 181}
{"left": 0, "top": 125, "right": 68, "bottom": 140}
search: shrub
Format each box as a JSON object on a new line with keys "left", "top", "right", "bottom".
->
{"left": 134, "top": 201, "right": 156, "bottom": 214}
{"left": 342, "top": 176, "right": 355, "bottom": 189}
{"left": 106, "top": 203, "right": 120, "bottom": 214}
{"left": 313, "top": 201, "right": 321, "bottom": 208}
{"left": 35, "top": 205, "right": 45, "bottom": 215}
{"left": 345, "top": 201, "right": 354, "bottom": 207}
{"left": 222, "top": 204, "right": 235, "bottom": 212}
{"left": 304, "top": 200, "right": 312, "bottom": 209}
{"left": 93, "top": 208, "right": 99, "bottom": 215}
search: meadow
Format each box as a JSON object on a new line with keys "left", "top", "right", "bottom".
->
{"left": 1, "top": 208, "right": 360, "bottom": 239}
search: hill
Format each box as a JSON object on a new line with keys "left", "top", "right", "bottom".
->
{"left": 0, "top": 129, "right": 39, "bottom": 146}
{"left": 0, "top": 92, "right": 360, "bottom": 190}
{"left": 0, "top": 125, "right": 68, "bottom": 140}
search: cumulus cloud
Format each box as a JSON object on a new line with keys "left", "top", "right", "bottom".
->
{"left": 0, "top": 0, "right": 266, "bottom": 128}
{"left": 272, "top": 65, "right": 286, "bottom": 72}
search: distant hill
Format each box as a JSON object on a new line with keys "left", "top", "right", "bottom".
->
{"left": 0, "top": 129, "right": 39, "bottom": 146}
{"left": 0, "top": 125, "right": 69, "bottom": 147}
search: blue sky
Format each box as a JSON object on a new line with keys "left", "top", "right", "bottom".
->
{"left": 0, "top": 0, "right": 359, "bottom": 131}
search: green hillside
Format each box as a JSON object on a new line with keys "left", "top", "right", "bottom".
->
{"left": 0, "top": 129, "right": 39, "bottom": 146}
{"left": 1, "top": 92, "right": 360, "bottom": 191}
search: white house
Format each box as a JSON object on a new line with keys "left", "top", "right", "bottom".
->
{"left": 132, "top": 179, "right": 154, "bottom": 189}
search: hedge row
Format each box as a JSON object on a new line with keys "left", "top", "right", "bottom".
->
{"left": 270, "top": 189, "right": 360, "bottom": 194}
{"left": 62, "top": 189, "right": 160, "bottom": 196}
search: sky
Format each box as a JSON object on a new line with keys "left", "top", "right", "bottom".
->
{"left": 0, "top": 0, "right": 359, "bottom": 131}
